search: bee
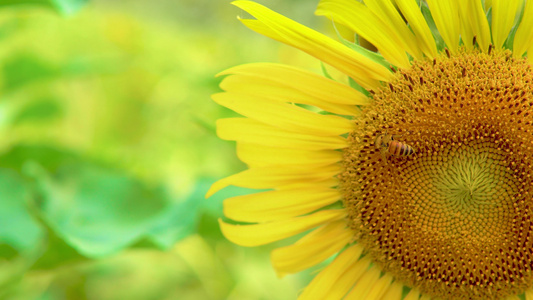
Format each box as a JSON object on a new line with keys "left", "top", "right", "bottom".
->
{"left": 374, "top": 133, "right": 415, "bottom": 160}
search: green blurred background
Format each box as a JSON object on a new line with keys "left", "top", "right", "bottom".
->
{"left": 0, "top": 0, "right": 334, "bottom": 299}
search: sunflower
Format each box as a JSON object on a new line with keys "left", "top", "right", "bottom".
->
{"left": 207, "top": 0, "right": 533, "bottom": 299}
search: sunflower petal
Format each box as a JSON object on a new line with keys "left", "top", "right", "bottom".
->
{"left": 526, "top": 288, "right": 533, "bottom": 300}
{"left": 224, "top": 186, "right": 341, "bottom": 222}
{"left": 404, "top": 288, "right": 421, "bottom": 300}
{"left": 298, "top": 244, "right": 367, "bottom": 299}
{"left": 362, "top": 273, "right": 394, "bottom": 300}
{"left": 419, "top": 294, "right": 431, "bottom": 300}
{"left": 218, "top": 209, "right": 346, "bottom": 247}
{"left": 491, "top": 0, "right": 522, "bottom": 49}
{"left": 379, "top": 281, "right": 404, "bottom": 300}
{"left": 219, "top": 63, "right": 370, "bottom": 107}
{"left": 212, "top": 93, "right": 353, "bottom": 136}
{"left": 220, "top": 74, "right": 361, "bottom": 116}
{"left": 394, "top": 0, "right": 438, "bottom": 58}
{"left": 206, "top": 163, "right": 338, "bottom": 198}
{"left": 512, "top": 0, "right": 533, "bottom": 57}
{"left": 363, "top": 0, "right": 423, "bottom": 60}
{"left": 315, "top": 0, "right": 410, "bottom": 68}
{"left": 237, "top": 143, "right": 342, "bottom": 167}
{"left": 457, "top": 0, "right": 491, "bottom": 51}
{"left": 344, "top": 265, "right": 382, "bottom": 299}
{"left": 217, "top": 118, "right": 347, "bottom": 150}
{"left": 279, "top": 177, "right": 339, "bottom": 191}
{"left": 271, "top": 220, "right": 351, "bottom": 276}
{"left": 232, "top": 1, "right": 392, "bottom": 89}
{"left": 321, "top": 256, "right": 373, "bottom": 299}
{"left": 456, "top": 0, "right": 475, "bottom": 50}
{"left": 426, "top": 0, "right": 461, "bottom": 54}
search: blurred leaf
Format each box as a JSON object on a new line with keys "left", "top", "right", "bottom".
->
{"left": 0, "top": 145, "right": 204, "bottom": 256}
{"left": 147, "top": 179, "right": 262, "bottom": 249}
{"left": 12, "top": 97, "right": 63, "bottom": 125}
{"left": 202, "top": 181, "right": 260, "bottom": 216}
{"left": 0, "top": 244, "right": 17, "bottom": 259}
{"left": 0, "top": 255, "right": 35, "bottom": 298}
{"left": 0, "top": 144, "right": 82, "bottom": 174}
{"left": 0, "top": 0, "right": 87, "bottom": 15}
{"left": 48, "top": 0, "right": 88, "bottom": 15}
{"left": 29, "top": 220, "right": 87, "bottom": 270}
{"left": 146, "top": 183, "right": 204, "bottom": 249}
{"left": 198, "top": 180, "right": 263, "bottom": 240}
{"left": 146, "top": 202, "right": 198, "bottom": 250}
{"left": 3, "top": 53, "right": 57, "bottom": 91}
{"left": 196, "top": 212, "right": 224, "bottom": 242}
{"left": 0, "top": 169, "right": 43, "bottom": 256}
{"left": 29, "top": 162, "right": 170, "bottom": 258}
{"left": 0, "top": 18, "right": 20, "bottom": 42}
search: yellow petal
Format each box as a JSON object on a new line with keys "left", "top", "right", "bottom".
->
{"left": 379, "top": 281, "right": 404, "bottom": 300}
{"left": 404, "top": 288, "right": 421, "bottom": 300}
{"left": 316, "top": 0, "right": 410, "bottom": 68}
{"left": 224, "top": 186, "right": 341, "bottom": 222}
{"left": 485, "top": 0, "right": 493, "bottom": 11}
{"left": 344, "top": 265, "right": 382, "bottom": 299}
{"left": 219, "top": 63, "right": 370, "bottom": 107}
{"left": 513, "top": 0, "right": 533, "bottom": 57}
{"left": 237, "top": 143, "right": 342, "bottom": 168}
{"left": 206, "top": 163, "right": 339, "bottom": 198}
{"left": 363, "top": 273, "right": 394, "bottom": 300}
{"left": 491, "top": 0, "right": 522, "bottom": 49}
{"left": 216, "top": 118, "right": 347, "bottom": 150}
{"left": 419, "top": 294, "right": 432, "bottom": 300}
{"left": 394, "top": 0, "right": 438, "bottom": 59}
{"left": 457, "top": 0, "right": 491, "bottom": 52}
{"left": 279, "top": 177, "right": 339, "bottom": 191}
{"left": 529, "top": 43, "right": 533, "bottom": 63}
{"left": 526, "top": 287, "right": 533, "bottom": 300}
{"left": 232, "top": 1, "right": 392, "bottom": 90}
{"left": 504, "top": 296, "right": 520, "bottom": 300}
{"left": 456, "top": 0, "right": 475, "bottom": 50}
{"left": 220, "top": 74, "right": 360, "bottom": 116}
{"left": 298, "top": 244, "right": 367, "bottom": 300}
{"left": 212, "top": 93, "right": 353, "bottom": 136}
{"left": 363, "top": 0, "right": 423, "bottom": 60}
{"left": 271, "top": 220, "right": 351, "bottom": 276}
{"left": 218, "top": 209, "right": 346, "bottom": 247}
{"left": 426, "top": 0, "right": 461, "bottom": 53}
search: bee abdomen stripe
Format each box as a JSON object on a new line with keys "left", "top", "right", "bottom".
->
{"left": 402, "top": 145, "right": 414, "bottom": 156}
{"left": 401, "top": 144, "right": 410, "bottom": 156}
{"left": 400, "top": 145, "right": 407, "bottom": 156}
{"left": 388, "top": 141, "right": 414, "bottom": 156}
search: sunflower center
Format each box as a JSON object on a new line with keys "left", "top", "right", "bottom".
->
{"left": 411, "top": 145, "right": 515, "bottom": 244}
{"left": 341, "top": 49, "right": 533, "bottom": 300}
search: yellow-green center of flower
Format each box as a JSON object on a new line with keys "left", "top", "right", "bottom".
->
{"left": 341, "top": 49, "right": 533, "bottom": 300}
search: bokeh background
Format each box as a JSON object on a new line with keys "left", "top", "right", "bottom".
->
{"left": 0, "top": 0, "right": 339, "bottom": 299}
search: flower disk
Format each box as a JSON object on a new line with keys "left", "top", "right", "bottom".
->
{"left": 342, "top": 49, "right": 533, "bottom": 300}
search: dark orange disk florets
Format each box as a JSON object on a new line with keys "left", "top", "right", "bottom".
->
{"left": 341, "top": 49, "right": 533, "bottom": 300}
